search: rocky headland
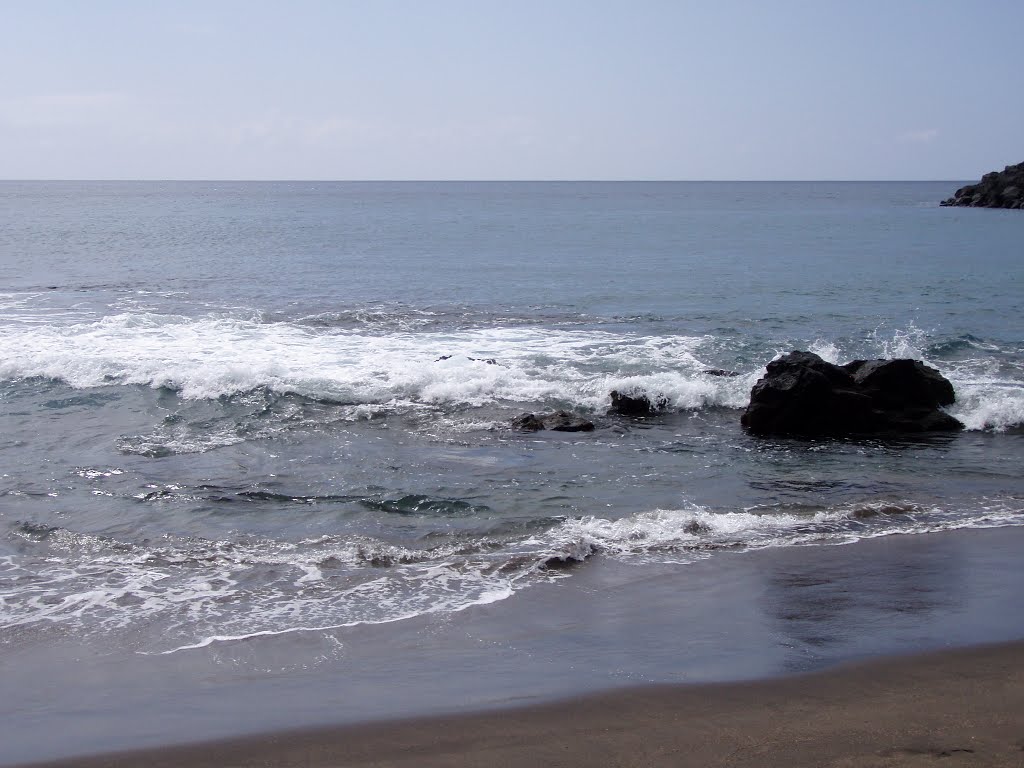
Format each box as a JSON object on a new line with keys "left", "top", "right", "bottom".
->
{"left": 941, "top": 162, "right": 1024, "bottom": 209}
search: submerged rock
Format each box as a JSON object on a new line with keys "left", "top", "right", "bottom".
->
{"left": 511, "top": 413, "right": 546, "bottom": 432}
{"left": 741, "top": 351, "right": 962, "bottom": 436}
{"left": 511, "top": 410, "right": 595, "bottom": 433}
{"left": 941, "top": 162, "right": 1024, "bottom": 209}
{"left": 540, "top": 540, "right": 599, "bottom": 569}
{"left": 608, "top": 390, "right": 669, "bottom": 416}
{"left": 544, "top": 410, "right": 596, "bottom": 432}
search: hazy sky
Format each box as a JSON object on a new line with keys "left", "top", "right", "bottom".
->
{"left": 2, "top": 1, "right": 1021, "bottom": 180}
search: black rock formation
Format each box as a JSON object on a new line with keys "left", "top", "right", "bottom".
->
{"left": 609, "top": 390, "right": 669, "bottom": 416}
{"left": 741, "top": 351, "right": 962, "bottom": 436}
{"left": 511, "top": 410, "right": 595, "bottom": 432}
{"left": 941, "top": 162, "right": 1024, "bottom": 209}
{"left": 510, "top": 413, "right": 546, "bottom": 432}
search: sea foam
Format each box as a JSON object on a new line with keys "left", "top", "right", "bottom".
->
{"left": 1, "top": 312, "right": 1021, "bottom": 430}
{"left": 0, "top": 312, "right": 750, "bottom": 410}
{"left": 5, "top": 497, "right": 1021, "bottom": 653}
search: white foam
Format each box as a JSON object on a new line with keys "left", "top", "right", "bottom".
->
{"left": 0, "top": 529, "right": 525, "bottom": 654}
{"left": 536, "top": 499, "right": 1024, "bottom": 564}
{"left": 5, "top": 313, "right": 1020, "bottom": 429}
{"left": 808, "top": 340, "right": 841, "bottom": 364}
{"left": 154, "top": 581, "right": 514, "bottom": 655}
{"left": 872, "top": 324, "right": 929, "bottom": 360}
{"left": 0, "top": 312, "right": 746, "bottom": 411}
{"left": 5, "top": 499, "right": 1022, "bottom": 653}
{"left": 948, "top": 380, "right": 1024, "bottom": 431}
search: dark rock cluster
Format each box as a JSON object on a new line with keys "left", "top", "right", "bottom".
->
{"left": 741, "top": 351, "right": 962, "bottom": 436}
{"left": 509, "top": 389, "right": 673, "bottom": 433}
{"left": 511, "top": 410, "right": 595, "bottom": 432}
{"left": 941, "top": 162, "right": 1024, "bottom": 209}
{"left": 608, "top": 390, "right": 668, "bottom": 416}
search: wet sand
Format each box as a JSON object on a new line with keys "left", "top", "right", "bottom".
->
{"left": 19, "top": 640, "right": 1024, "bottom": 768}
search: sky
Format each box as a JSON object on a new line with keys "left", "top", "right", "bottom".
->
{"left": 2, "top": 1, "right": 1022, "bottom": 180}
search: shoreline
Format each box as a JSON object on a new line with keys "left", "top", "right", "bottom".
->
{"left": 17, "top": 639, "right": 1024, "bottom": 767}
{"left": 5, "top": 524, "right": 1024, "bottom": 764}
{"left": 6, "top": 523, "right": 1024, "bottom": 765}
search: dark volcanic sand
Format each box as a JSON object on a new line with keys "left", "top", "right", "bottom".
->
{"left": 17, "top": 641, "right": 1024, "bottom": 768}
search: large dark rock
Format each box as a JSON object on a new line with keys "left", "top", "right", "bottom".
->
{"left": 741, "top": 351, "right": 962, "bottom": 436}
{"left": 609, "top": 390, "right": 669, "bottom": 416}
{"left": 941, "top": 162, "right": 1024, "bottom": 209}
{"left": 842, "top": 358, "right": 955, "bottom": 410}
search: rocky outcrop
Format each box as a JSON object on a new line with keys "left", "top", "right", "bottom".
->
{"left": 511, "top": 411, "right": 595, "bottom": 432}
{"left": 544, "top": 411, "right": 596, "bottom": 432}
{"left": 609, "top": 390, "right": 669, "bottom": 416}
{"left": 941, "top": 163, "right": 1024, "bottom": 209}
{"left": 511, "top": 413, "right": 546, "bottom": 431}
{"left": 741, "top": 351, "right": 962, "bottom": 436}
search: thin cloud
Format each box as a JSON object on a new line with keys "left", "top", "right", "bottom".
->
{"left": 899, "top": 128, "right": 939, "bottom": 144}
{"left": 0, "top": 91, "right": 129, "bottom": 127}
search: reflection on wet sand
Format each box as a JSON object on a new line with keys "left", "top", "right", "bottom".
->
{"left": 762, "top": 533, "right": 965, "bottom": 668}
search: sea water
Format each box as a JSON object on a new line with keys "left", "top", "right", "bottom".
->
{"left": 1, "top": 181, "right": 1023, "bottom": 758}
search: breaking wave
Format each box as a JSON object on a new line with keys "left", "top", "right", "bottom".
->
{"left": 0, "top": 309, "right": 1021, "bottom": 431}
{"left": 0, "top": 312, "right": 754, "bottom": 409}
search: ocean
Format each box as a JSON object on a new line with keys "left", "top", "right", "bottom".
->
{"left": 2, "top": 181, "right": 1023, "bottom": 762}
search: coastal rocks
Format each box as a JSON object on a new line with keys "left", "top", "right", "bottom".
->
{"left": 941, "top": 162, "right": 1024, "bottom": 209}
{"left": 511, "top": 413, "right": 546, "bottom": 431}
{"left": 435, "top": 355, "right": 499, "bottom": 364}
{"left": 511, "top": 410, "right": 595, "bottom": 432}
{"left": 741, "top": 351, "right": 962, "bottom": 436}
{"left": 544, "top": 411, "right": 596, "bottom": 431}
{"left": 608, "top": 390, "right": 669, "bottom": 416}
{"left": 512, "top": 388, "right": 674, "bottom": 433}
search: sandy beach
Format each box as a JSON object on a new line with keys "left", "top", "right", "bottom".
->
{"left": 17, "top": 639, "right": 1024, "bottom": 768}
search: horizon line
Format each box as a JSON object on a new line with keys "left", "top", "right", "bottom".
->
{"left": 0, "top": 178, "right": 970, "bottom": 184}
